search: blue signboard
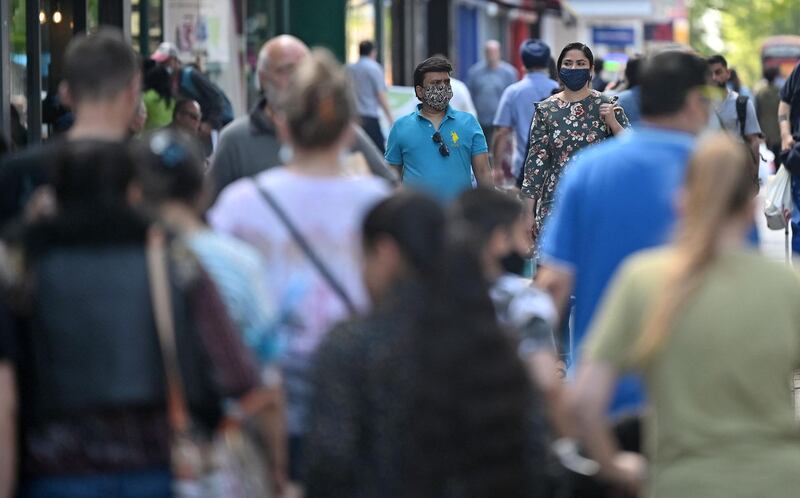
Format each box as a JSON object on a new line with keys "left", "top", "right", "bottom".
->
{"left": 592, "top": 27, "right": 636, "bottom": 46}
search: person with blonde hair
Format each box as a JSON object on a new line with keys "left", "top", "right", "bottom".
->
{"left": 209, "top": 48, "right": 389, "bottom": 481}
{"left": 571, "top": 133, "right": 800, "bottom": 497}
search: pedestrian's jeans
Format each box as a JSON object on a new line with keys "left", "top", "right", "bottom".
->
{"left": 21, "top": 468, "right": 172, "bottom": 498}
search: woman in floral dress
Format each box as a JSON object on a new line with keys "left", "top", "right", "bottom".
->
{"left": 521, "top": 42, "right": 629, "bottom": 245}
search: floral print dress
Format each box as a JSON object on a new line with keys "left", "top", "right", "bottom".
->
{"left": 521, "top": 90, "right": 629, "bottom": 240}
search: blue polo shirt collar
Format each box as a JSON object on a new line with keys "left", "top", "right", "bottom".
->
{"left": 415, "top": 104, "right": 456, "bottom": 121}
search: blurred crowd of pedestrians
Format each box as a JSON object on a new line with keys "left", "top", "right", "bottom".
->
{"left": 0, "top": 23, "right": 799, "bottom": 498}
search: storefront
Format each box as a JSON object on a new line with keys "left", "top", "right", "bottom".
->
{"left": 0, "top": 0, "right": 132, "bottom": 145}
{"left": 0, "top": 0, "right": 349, "bottom": 145}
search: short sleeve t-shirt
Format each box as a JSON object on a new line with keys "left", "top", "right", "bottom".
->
{"left": 584, "top": 248, "right": 800, "bottom": 498}
{"left": 187, "top": 230, "right": 282, "bottom": 378}
{"left": 540, "top": 126, "right": 696, "bottom": 414}
{"left": 347, "top": 57, "right": 388, "bottom": 119}
{"left": 142, "top": 89, "right": 176, "bottom": 131}
{"left": 466, "top": 61, "right": 519, "bottom": 126}
{"left": 493, "top": 72, "right": 560, "bottom": 177}
{"left": 385, "top": 105, "right": 488, "bottom": 202}
{"left": 714, "top": 91, "right": 762, "bottom": 140}
{"left": 208, "top": 167, "right": 390, "bottom": 433}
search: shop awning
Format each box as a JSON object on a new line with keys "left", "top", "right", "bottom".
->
{"left": 563, "top": 0, "right": 652, "bottom": 18}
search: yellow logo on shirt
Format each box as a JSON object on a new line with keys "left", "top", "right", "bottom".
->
{"left": 451, "top": 131, "right": 460, "bottom": 144}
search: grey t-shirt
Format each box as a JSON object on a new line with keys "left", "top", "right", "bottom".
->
{"left": 714, "top": 91, "right": 762, "bottom": 141}
{"left": 466, "top": 60, "right": 518, "bottom": 126}
{"left": 347, "top": 57, "right": 387, "bottom": 119}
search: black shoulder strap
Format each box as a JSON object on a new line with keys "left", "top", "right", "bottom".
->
{"left": 252, "top": 181, "right": 358, "bottom": 315}
{"left": 736, "top": 95, "right": 748, "bottom": 139}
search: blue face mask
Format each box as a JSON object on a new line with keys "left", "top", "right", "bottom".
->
{"left": 559, "top": 68, "right": 591, "bottom": 91}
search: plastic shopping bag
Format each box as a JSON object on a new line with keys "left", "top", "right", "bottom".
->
{"left": 764, "top": 166, "right": 793, "bottom": 230}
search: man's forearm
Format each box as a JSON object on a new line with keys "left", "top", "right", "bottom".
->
{"left": 749, "top": 136, "right": 761, "bottom": 163}
{"left": 472, "top": 156, "right": 494, "bottom": 187}
{"left": 779, "top": 101, "right": 792, "bottom": 139}
{"left": 491, "top": 127, "right": 509, "bottom": 160}
{"left": 389, "top": 163, "right": 403, "bottom": 181}
{"left": 475, "top": 168, "right": 494, "bottom": 187}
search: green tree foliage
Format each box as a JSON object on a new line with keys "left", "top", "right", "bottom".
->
{"left": 690, "top": 0, "right": 800, "bottom": 85}
{"left": 11, "top": 0, "right": 25, "bottom": 53}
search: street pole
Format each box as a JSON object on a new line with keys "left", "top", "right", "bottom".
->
{"left": 281, "top": 0, "right": 290, "bottom": 34}
{"left": 140, "top": 0, "right": 150, "bottom": 56}
{"left": 26, "top": 0, "right": 42, "bottom": 144}
{"left": 374, "top": 0, "right": 384, "bottom": 65}
{"left": 72, "top": 0, "right": 87, "bottom": 34}
{"left": 0, "top": 0, "right": 10, "bottom": 141}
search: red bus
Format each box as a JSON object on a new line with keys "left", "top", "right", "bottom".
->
{"left": 762, "top": 36, "right": 800, "bottom": 77}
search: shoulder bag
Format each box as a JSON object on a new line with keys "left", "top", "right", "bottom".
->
{"left": 147, "top": 226, "right": 275, "bottom": 498}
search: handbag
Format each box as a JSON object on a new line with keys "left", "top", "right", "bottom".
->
{"left": 146, "top": 226, "right": 275, "bottom": 498}
{"left": 763, "top": 165, "right": 793, "bottom": 231}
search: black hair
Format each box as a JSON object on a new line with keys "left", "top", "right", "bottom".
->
{"left": 360, "top": 192, "right": 542, "bottom": 497}
{"left": 144, "top": 65, "right": 174, "bottom": 104}
{"left": 640, "top": 51, "right": 709, "bottom": 118}
{"left": 557, "top": 42, "right": 594, "bottom": 71}
{"left": 63, "top": 27, "right": 140, "bottom": 103}
{"left": 708, "top": 54, "right": 728, "bottom": 68}
{"left": 359, "top": 40, "right": 375, "bottom": 57}
{"left": 728, "top": 68, "right": 742, "bottom": 92}
{"left": 52, "top": 141, "right": 137, "bottom": 211}
{"left": 133, "top": 129, "right": 207, "bottom": 206}
{"left": 363, "top": 192, "right": 445, "bottom": 277}
{"left": 173, "top": 98, "right": 200, "bottom": 120}
{"left": 594, "top": 56, "right": 605, "bottom": 73}
{"left": 764, "top": 66, "right": 780, "bottom": 83}
{"left": 451, "top": 188, "right": 522, "bottom": 245}
{"left": 625, "top": 55, "right": 642, "bottom": 89}
{"left": 409, "top": 221, "right": 538, "bottom": 497}
{"left": 413, "top": 56, "right": 453, "bottom": 88}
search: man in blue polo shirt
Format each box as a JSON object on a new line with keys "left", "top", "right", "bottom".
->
{"left": 492, "top": 39, "right": 559, "bottom": 183}
{"left": 386, "top": 56, "right": 493, "bottom": 202}
{"left": 535, "top": 51, "right": 714, "bottom": 416}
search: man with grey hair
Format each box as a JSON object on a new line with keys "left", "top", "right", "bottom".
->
{"left": 210, "top": 35, "right": 395, "bottom": 197}
{"left": 466, "top": 40, "right": 518, "bottom": 143}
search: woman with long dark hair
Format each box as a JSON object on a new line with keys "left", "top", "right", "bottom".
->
{"left": 306, "top": 192, "right": 549, "bottom": 498}
{"left": 572, "top": 134, "right": 800, "bottom": 497}
{"left": 521, "top": 42, "right": 629, "bottom": 246}
{"left": 142, "top": 65, "right": 176, "bottom": 130}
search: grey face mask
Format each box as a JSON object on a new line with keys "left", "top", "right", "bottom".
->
{"left": 423, "top": 83, "right": 453, "bottom": 111}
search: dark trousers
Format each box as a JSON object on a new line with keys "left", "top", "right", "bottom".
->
{"left": 22, "top": 468, "right": 171, "bottom": 498}
{"left": 360, "top": 116, "right": 385, "bottom": 154}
